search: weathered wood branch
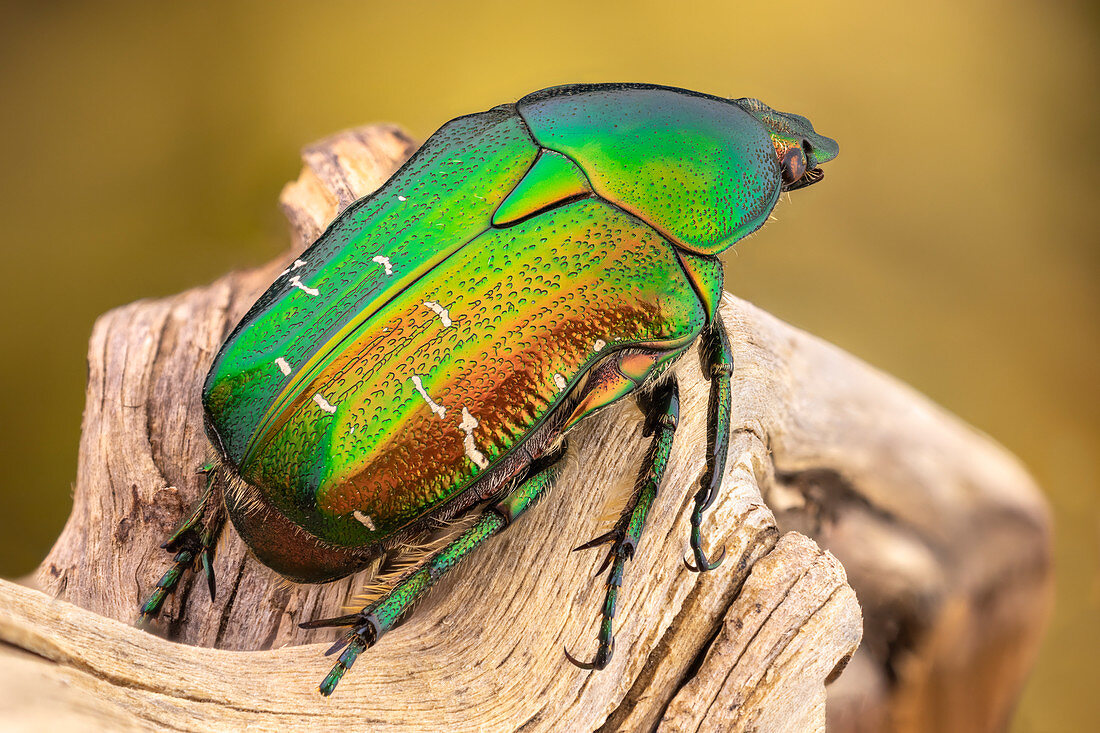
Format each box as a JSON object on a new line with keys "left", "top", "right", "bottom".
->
{"left": 0, "top": 125, "right": 1050, "bottom": 732}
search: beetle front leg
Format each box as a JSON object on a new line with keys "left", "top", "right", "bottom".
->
{"left": 138, "top": 463, "right": 227, "bottom": 625}
{"left": 566, "top": 378, "right": 679, "bottom": 670}
{"left": 685, "top": 315, "right": 732, "bottom": 572}
{"left": 300, "top": 454, "right": 562, "bottom": 697}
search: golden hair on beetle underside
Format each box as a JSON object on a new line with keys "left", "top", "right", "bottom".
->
{"left": 206, "top": 442, "right": 264, "bottom": 518}
{"left": 345, "top": 510, "right": 484, "bottom": 609}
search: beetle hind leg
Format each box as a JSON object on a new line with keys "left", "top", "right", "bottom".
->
{"left": 137, "top": 463, "right": 227, "bottom": 626}
{"left": 684, "top": 316, "right": 733, "bottom": 573}
{"left": 566, "top": 378, "right": 679, "bottom": 670}
{"left": 300, "top": 452, "right": 563, "bottom": 697}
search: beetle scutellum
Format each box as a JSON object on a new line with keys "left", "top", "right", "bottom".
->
{"left": 137, "top": 82, "right": 838, "bottom": 695}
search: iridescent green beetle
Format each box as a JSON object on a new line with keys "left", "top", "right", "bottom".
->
{"left": 138, "top": 82, "right": 838, "bottom": 695}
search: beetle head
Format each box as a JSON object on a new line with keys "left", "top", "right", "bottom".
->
{"left": 733, "top": 98, "right": 839, "bottom": 191}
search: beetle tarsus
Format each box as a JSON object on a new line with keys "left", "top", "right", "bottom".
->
{"left": 319, "top": 634, "right": 369, "bottom": 696}
{"left": 201, "top": 547, "right": 216, "bottom": 599}
{"left": 683, "top": 544, "right": 727, "bottom": 573}
{"left": 136, "top": 468, "right": 226, "bottom": 626}
{"left": 564, "top": 636, "right": 614, "bottom": 671}
{"left": 568, "top": 381, "right": 679, "bottom": 675}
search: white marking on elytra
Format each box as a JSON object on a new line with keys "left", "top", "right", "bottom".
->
{"left": 279, "top": 258, "right": 308, "bottom": 277}
{"left": 593, "top": 339, "right": 607, "bottom": 352}
{"left": 397, "top": 195, "right": 407, "bottom": 201}
{"left": 423, "top": 301, "right": 453, "bottom": 327}
{"left": 274, "top": 357, "right": 292, "bottom": 376}
{"left": 553, "top": 373, "right": 568, "bottom": 392}
{"left": 410, "top": 376, "right": 446, "bottom": 418}
{"left": 460, "top": 407, "right": 489, "bottom": 469}
{"left": 289, "top": 275, "right": 320, "bottom": 297}
{"left": 352, "top": 510, "right": 377, "bottom": 531}
{"left": 313, "top": 393, "right": 337, "bottom": 414}
{"left": 372, "top": 255, "right": 394, "bottom": 275}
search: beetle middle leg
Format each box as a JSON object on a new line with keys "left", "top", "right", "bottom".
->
{"left": 685, "top": 315, "right": 732, "bottom": 572}
{"left": 300, "top": 452, "right": 563, "bottom": 697}
{"left": 138, "top": 463, "right": 227, "bottom": 625}
{"left": 566, "top": 377, "right": 680, "bottom": 670}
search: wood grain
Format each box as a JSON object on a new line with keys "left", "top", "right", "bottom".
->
{"left": 0, "top": 124, "right": 1050, "bottom": 732}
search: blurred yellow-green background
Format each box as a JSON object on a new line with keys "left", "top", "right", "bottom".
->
{"left": 0, "top": 1, "right": 1095, "bottom": 729}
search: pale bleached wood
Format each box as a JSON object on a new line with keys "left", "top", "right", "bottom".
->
{"left": 659, "top": 533, "right": 862, "bottom": 732}
{"left": 3, "top": 124, "right": 1050, "bottom": 732}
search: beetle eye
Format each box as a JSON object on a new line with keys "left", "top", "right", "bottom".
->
{"left": 780, "top": 147, "right": 807, "bottom": 186}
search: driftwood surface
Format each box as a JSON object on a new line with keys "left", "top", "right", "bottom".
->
{"left": 0, "top": 126, "right": 1051, "bottom": 732}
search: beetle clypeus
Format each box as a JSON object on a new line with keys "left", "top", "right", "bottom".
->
{"left": 137, "top": 82, "right": 838, "bottom": 696}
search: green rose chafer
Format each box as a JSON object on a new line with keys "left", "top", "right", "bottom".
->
{"left": 138, "top": 82, "right": 838, "bottom": 695}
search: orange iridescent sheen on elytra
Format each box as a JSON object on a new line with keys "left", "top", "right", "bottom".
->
{"left": 244, "top": 200, "right": 706, "bottom": 543}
